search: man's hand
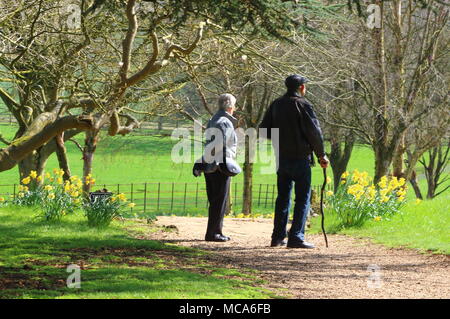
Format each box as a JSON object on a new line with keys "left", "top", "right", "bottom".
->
{"left": 319, "top": 155, "right": 329, "bottom": 168}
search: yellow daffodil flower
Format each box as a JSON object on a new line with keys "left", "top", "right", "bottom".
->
{"left": 22, "top": 177, "right": 31, "bottom": 185}
{"left": 71, "top": 191, "right": 79, "bottom": 198}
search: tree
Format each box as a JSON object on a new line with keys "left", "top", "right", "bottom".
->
{"left": 0, "top": 0, "right": 314, "bottom": 190}
{"left": 309, "top": 0, "right": 449, "bottom": 184}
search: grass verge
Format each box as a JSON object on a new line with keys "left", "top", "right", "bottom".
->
{"left": 309, "top": 193, "right": 449, "bottom": 255}
{"left": 0, "top": 206, "right": 278, "bottom": 299}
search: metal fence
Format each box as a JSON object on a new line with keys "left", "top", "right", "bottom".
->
{"left": 0, "top": 181, "right": 330, "bottom": 216}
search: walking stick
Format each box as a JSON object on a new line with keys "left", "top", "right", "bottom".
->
{"left": 320, "top": 167, "right": 329, "bottom": 248}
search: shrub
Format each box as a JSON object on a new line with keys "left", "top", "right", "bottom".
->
{"left": 83, "top": 193, "right": 135, "bottom": 228}
{"left": 12, "top": 169, "right": 85, "bottom": 221}
{"left": 326, "top": 170, "right": 407, "bottom": 230}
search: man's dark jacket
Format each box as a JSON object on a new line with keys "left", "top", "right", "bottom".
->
{"left": 259, "top": 91, "right": 325, "bottom": 162}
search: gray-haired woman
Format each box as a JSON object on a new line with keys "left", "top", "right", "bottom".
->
{"left": 200, "top": 93, "right": 240, "bottom": 242}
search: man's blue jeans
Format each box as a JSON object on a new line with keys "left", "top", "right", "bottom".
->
{"left": 272, "top": 158, "right": 311, "bottom": 243}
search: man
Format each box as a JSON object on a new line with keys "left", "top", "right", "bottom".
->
{"left": 260, "top": 75, "right": 329, "bottom": 249}
{"left": 193, "top": 93, "right": 239, "bottom": 242}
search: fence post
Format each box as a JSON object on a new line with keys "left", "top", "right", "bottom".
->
{"left": 264, "top": 184, "right": 269, "bottom": 208}
{"left": 130, "top": 183, "right": 134, "bottom": 214}
{"left": 195, "top": 182, "right": 199, "bottom": 208}
{"left": 257, "top": 184, "right": 262, "bottom": 206}
{"left": 234, "top": 182, "right": 238, "bottom": 206}
{"left": 13, "top": 184, "right": 16, "bottom": 200}
{"left": 170, "top": 182, "right": 174, "bottom": 211}
{"left": 271, "top": 184, "right": 275, "bottom": 206}
{"left": 183, "top": 183, "right": 187, "bottom": 213}
{"left": 157, "top": 182, "right": 160, "bottom": 211}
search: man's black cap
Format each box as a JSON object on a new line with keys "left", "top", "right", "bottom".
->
{"left": 285, "top": 74, "right": 309, "bottom": 91}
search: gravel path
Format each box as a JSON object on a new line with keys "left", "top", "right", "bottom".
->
{"left": 146, "top": 216, "right": 449, "bottom": 299}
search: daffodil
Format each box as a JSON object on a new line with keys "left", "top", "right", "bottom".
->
{"left": 326, "top": 190, "right": 334, "bottom": 196}
{"left": 117, "top": 193, "right": 127, "bottom": 202}
{"left": 57, "top": 177, "right": 63, "bottom": 185}
{"left": 378, "top": 176, "right": 388, "bottom": 188}
{"left": 44, "top": 185, "right": 53, "bottom": 191}
{"left": 48, "top": 193, "right": 55, "bottom": 200}
{"left": 71, "top": 191, "right": 79, "bottom": 198}
{"left": 341, "top": 171, "right": 349, "bottom": 179}
{"left": 45, "top": 172, "right": 51, "bottom": 179}
{"left": 36, "top": 176, "right": 42, "bottom": 183}
{"left": 128, "top": 203, "right": 136, "bottom": 208}
{"left": 18, "top": 192, "right": 25, "bottom": 198}
{"left": 415, "top": 198, "right": 422, "bottom": 205}
{"left": 22, "top": 177, "right": 31, "bottom": 185}
{"left": 29, "top": 170, "right": 37, "bottom": 179}
{"left": 373, "top": 216, "right": 382, "bottom": 222}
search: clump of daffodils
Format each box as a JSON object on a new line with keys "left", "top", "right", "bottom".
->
{"left": 326, "top": 170, "right": 407, "bottom": 229}
{"left": 83, "top": 192, "right": 136, "bottom": 228}
{"left": 10, "top": 168, "right": 136, "bottom": 227}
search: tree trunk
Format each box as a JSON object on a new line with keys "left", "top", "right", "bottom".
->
{"left": 0, "top": 115, "right": 93, "bottom": 172}
{"left": 55, "top": 132, "right": 71, "bottom": 181}
{"left": 82, "top": 130, "right": 99, "bottom": 195}
{"left": 329, "top": 134, "right": 354, "bottom": 192}
{"left": 409, "top": 170, "right": 423, "bottom": 200}
{"left": 18, "top": 147, "right": 51, "bottom": 186}
{"left": 374, "top": 146, "right": 393, "bottom": 184}
{"left": 392, "top": 134, "right": 406, "bottom": 178}
{"left": 241, "top": 138, "right": 253, "bottom": 215}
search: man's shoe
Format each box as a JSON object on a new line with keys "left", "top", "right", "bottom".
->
{"left": 270, "top": 239, "right": 287, "bottom": 247}
{"left": 221, "top": 235, "right": 231, "bottom": 241}
{"left": 205, "top": 234, "right": 229, "bottom": 242}
{"left": 287, "top": 240, "right": 315, "bottom": 249}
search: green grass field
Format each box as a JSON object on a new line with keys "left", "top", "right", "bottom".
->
{"left": 1, "top": 122, "right": 447, "bottom": 218}
{"left": 0, "top": 122, "right": 438, "bottom": 196}
{"left": 309, "top": 192, "right": 450, "bottom": 255}
{"left": 0, "top": 206, "right": 277, "bottom": 299}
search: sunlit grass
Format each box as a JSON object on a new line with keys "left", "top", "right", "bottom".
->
{"left": 0, "top": 206, "right": 277, "bottom": 299}
{"left": 310, "top": 193, "right": 450, "bottom": 254}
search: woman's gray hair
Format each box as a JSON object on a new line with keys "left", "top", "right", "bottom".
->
{"left": 218, "top": 93, "right": 236, "bottom": 111}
